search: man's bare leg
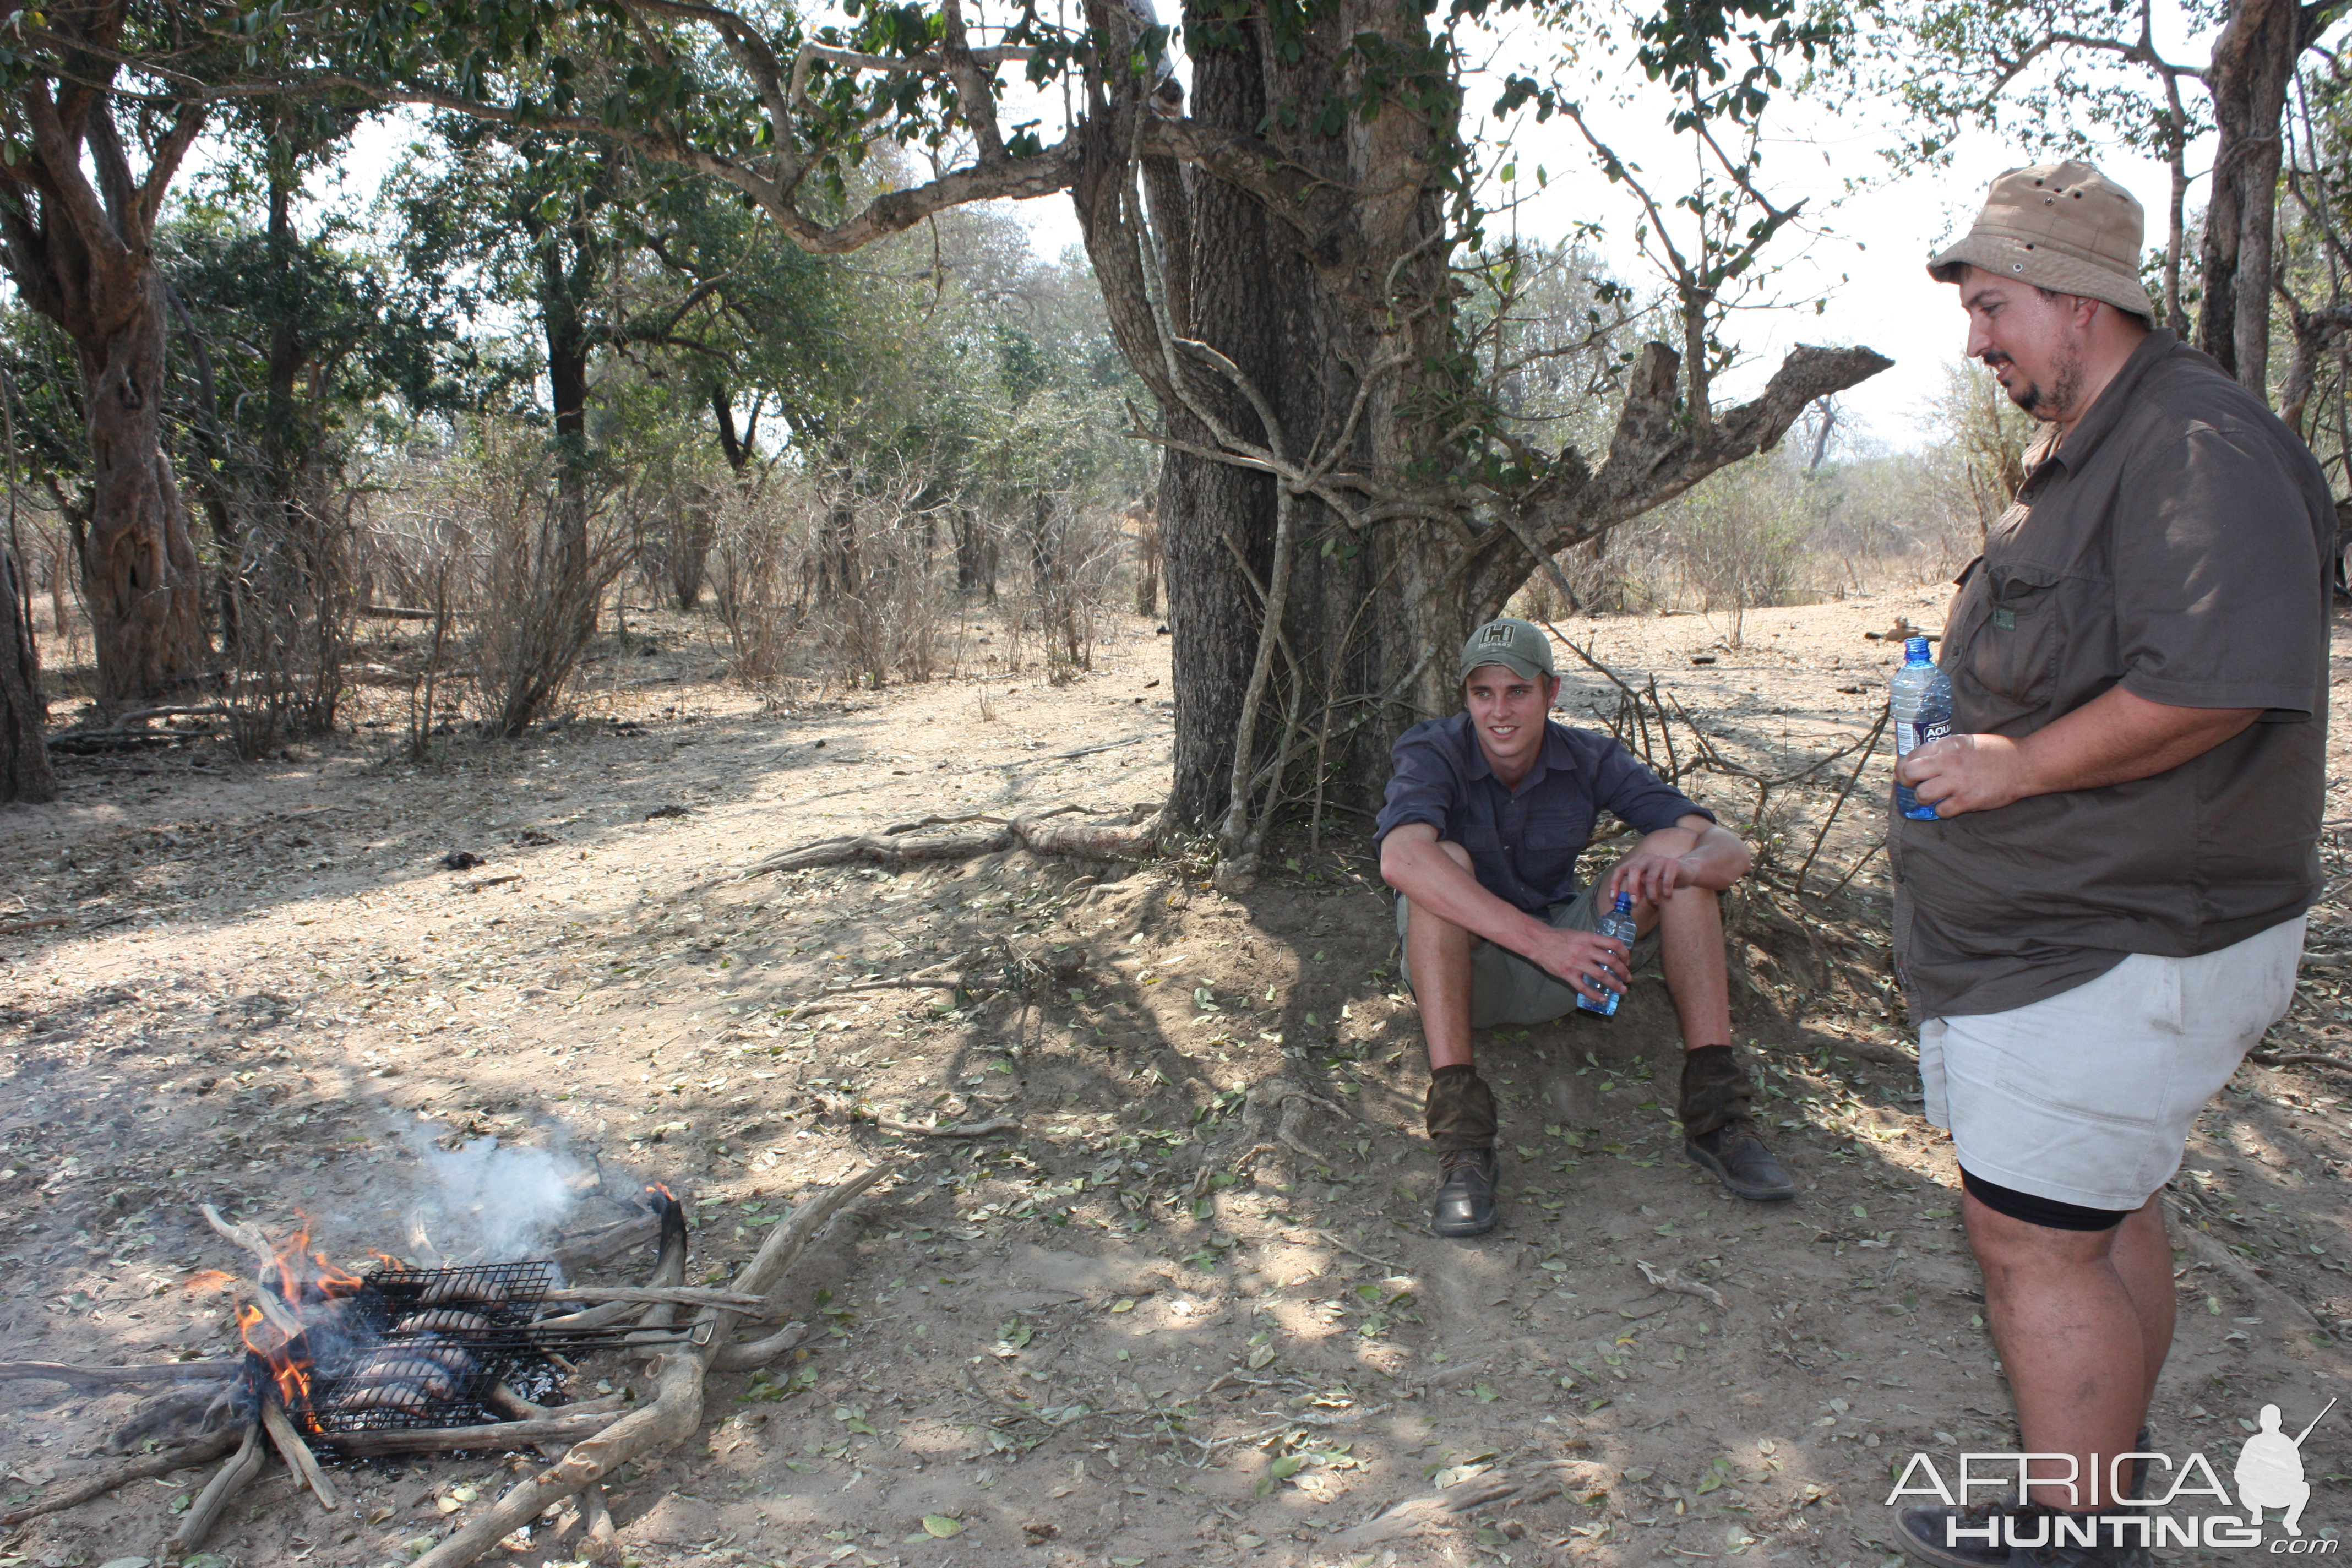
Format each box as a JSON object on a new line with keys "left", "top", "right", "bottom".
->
{"left": 1407, "top": 842, "right": 1480, "bottom": 1072}
{"left": 1966, "top": 1194, "right": 2168, "bottom": 1510}
{"left": 1653, "top": 882, "right": 1732, "bottom": 1053}
{"left": 1407, "top": 842, "right": 1500, "bottom": 1236}
{"left": 1611, "top": 837, "right": 1792, "bottom": 1201}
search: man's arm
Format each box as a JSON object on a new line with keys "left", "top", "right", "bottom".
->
{"left": 1380, "top": 822, "right": 1633, "bottom": 998}
{"left": 1894, "top": 684, "right": 2261, "bottom": 817}
{"left": 1603, "top": 813, "right": 1754, "bottom": 905}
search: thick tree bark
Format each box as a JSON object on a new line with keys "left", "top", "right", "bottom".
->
{"left": 1071, "top": 0, "right": 1888, "bottom": 840}
{"left": 75, "top": 268, "right": 208, "bottom": 706}
{"left": 2197, "top": 0, "right": 2320, "bottom": 394}
{"left": 1, "top": 541, "right": 56, "bottom": 803}
{"left": 0, "top": 68, "right": 210, "bottom": 711}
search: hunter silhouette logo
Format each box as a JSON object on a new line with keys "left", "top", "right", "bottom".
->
{"left": 2239, "top": 1400, "right": 2334, "bottom": 1537}
{"left": 1887, "top": 1395, "right": 2339, "bottom": 1551}
{"left": 1480, "top": 623, "right": 1515, "bottom": 645}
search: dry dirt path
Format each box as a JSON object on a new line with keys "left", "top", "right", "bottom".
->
{"left": 1, "top": 592, "right": 2346, "bottom": 1568}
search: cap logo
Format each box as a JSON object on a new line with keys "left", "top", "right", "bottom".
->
{"left": 1480, "top": 624, "right": 1515, "bottom": 645}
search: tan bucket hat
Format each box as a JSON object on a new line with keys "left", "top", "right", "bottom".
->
{"left": 1927, "top": 160, "right": 2154, "bottom": 319}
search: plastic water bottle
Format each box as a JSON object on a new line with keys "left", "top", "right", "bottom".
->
{"left": 1576, "top": 891, "right": 1639, "bottom": 1017}
{"left": 1890, "top": 635, "right": 1952, "bottom": 821}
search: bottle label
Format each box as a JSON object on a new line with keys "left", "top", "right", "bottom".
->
{"left": 1896, "top": 718, "right": 1950, "bottom": 756}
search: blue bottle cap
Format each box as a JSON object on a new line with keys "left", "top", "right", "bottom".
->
{"left": 1613, "top": 891, "right": 1633, "bottom": 913}
{"left": 1904, "top": 635, "right": 1932, "bottom": 661}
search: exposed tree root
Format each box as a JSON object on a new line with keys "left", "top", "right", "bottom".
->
{"left": 718, "top": 804, "right": 1169, "bottom": 887}
{"left": 1189, "top": 1078, "right": 1346, "bottom": 1197}
{"left": 2166, "top": 1200, "right": 2339, "bottom": 1344}
{"left": 878, "top": 1114, "right": 1021, "bottom": 1138}
{"left": 2247, "top": 1049, "right": 2352, "bottom": 1074}
{"left": 1327, "top": 1471, "right": 1527, "bottom": 1548}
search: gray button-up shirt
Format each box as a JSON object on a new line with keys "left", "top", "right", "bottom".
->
{"left": 1375, "top": 713, "right": 1713, "bottom": 913}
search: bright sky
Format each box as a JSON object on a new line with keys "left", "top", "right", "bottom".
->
{"left": 1000, "top": 10, "right": 2219, "bottom": 453}
{"left": 299, "top": 7, "right": 2218, "bottom": 455}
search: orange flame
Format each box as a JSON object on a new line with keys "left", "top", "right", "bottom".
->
{"left": 236, "top": 1302, "right": 311, "bottom": 1407}
{"left": 232, "top": 1213, "right": 363, "bottom": 1423}
{"left": 259, "top": 1214, "right": 364, "bottom": 1304}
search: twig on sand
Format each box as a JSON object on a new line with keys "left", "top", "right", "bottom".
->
{"left": 2247, "top": 1049, "right": 2352, "bottom": 1075}
{"left": 0, "top": 1429, "right": 238, "bottom": 1527}
{"left": 0, "top": 915, "right": 72, "bottom": 935}
{"left": 878, "top": 1114, "right": 1022, "bottom": 1139}
{"left": 1637, "top": 1259, "right": 1728, "bottom": 1310}
{"left": 0, "top": 1358, "right": 241, "bottom": 1389}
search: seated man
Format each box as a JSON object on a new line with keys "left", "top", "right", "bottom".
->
{"left": 1377, "top": 617, "right": 1794, "bottom": 1237}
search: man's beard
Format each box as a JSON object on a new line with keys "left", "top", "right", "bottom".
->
{"left": 1992, "top": 340, "right": 2086, "bottom": 422}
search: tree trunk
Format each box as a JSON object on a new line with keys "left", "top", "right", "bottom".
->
{"left": 0, "top": 68, "right": 210, "bottom": 714}
{"left": 75, "top": 270, "right": 208, "bottom": 708}
{"left": 1070, "top": 0, "right": 1887, "bottom": 843}
{"left": 1, "top": 540, "right": 57, "bottom": 803}
{"left": 668, "top": 487, "right": 714, "bottom": 611}
{"left": 2199, "top": 0, "right": 2305, "bottom": 394}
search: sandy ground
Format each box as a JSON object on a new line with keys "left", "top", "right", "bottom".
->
{"left": 1, "top": 583, "right": 2346, "bottom": 1568}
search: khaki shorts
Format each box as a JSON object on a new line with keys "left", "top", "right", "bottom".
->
{"left": 1918, "top": 916, "right": 2304, "bottom": 1212}
{"left": 1396, "top": 883, "right": 1663, "bottom": 1030}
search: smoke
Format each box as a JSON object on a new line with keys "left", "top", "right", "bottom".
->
{"left": 401, "top": 1130, "right": 591, "bottom": 1265}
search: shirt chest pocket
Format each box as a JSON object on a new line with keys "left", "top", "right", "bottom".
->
{"left": 1522, "top": 814, "right": 1594, "bottom": 851}
{"left": 1967, "top": 561, "right": 2068, "bottom": 706}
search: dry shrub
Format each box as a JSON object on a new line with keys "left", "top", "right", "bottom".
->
{"left": 1671, "top": 470, "right": 1815, "bottom": 644}
{"left": 1017, "top": 492, "right": 1122, "bottom": 680}
{"left": 462, "top": 443, "right": 638, "bottom": 738}
{"left": 360, "top": 424, "right": 638, "bottom": 745}
{"left": 710, "top": 467, "right": 810, "bottom": 685}
{"left": 815, "top": 475, "right": 956, "bottom": 687}
{"left": 204, "top": 457, "right": 357, "bottom": 758}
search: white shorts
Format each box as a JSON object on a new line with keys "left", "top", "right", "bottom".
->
{"left": 1918, "top": 916, "right": 2304, "bottom": 1212}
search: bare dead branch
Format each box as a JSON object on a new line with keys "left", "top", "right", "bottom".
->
{"left": 0, "top": 1429, "right": 238, "bottom": 1527}
{"left": 172, "top": 1420, "right": 264, "bottom": 1550}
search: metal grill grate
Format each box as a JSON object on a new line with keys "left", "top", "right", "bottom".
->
{"left": 293, "top": 1262, "right": 555, "bottom": 1433}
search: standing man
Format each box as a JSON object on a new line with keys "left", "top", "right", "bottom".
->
{"left": 1893, "top": 162, "right": 2331, "bottom": 1568}
{"left": 1377, "top": 617, "right": 1793, "bottom": 1238}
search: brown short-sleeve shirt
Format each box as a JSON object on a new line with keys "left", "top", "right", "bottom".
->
{"left": 1891, "top": 330, "right": 2332, "bottom": 1020}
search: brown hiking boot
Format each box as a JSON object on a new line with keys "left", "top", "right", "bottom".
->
{"left": 1426, "top": 1066, "right": 1500, "bottom": 1237}
{"left": 1679, "top": 1045, "right": 1795, "bottom": 1201}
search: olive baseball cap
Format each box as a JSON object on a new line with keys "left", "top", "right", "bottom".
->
{"left": 1926, "top": 160, "right": 2154, "bottom": 319}
{"left": 1459, "top": 617, "right": 1555, "bottom": 684}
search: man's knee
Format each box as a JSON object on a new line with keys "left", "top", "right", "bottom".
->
{"left": 1403, "top": 844, "right": 1477, "bottom": 938}
{"left": 1962, "top": 1189, "right": 2122, "bottom": 1273}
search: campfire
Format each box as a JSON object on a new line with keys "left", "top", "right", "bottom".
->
{"left": 0, "top": 1162, "right": 893, "bottom": 1568}
{"left": 228, "top": 1199, "right": 689, "bottom": 1438}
